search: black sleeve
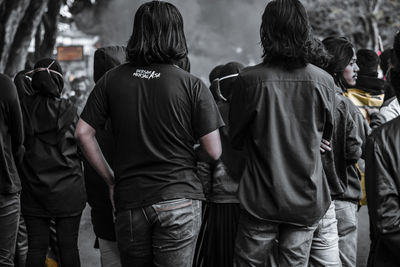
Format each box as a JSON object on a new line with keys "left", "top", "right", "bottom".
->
{"left": 80, "top": 75, "right": 109, "bottom": 130}
{"left": 9, "top": 90, "right": 24, "bottom": 164}
{"left": 321, "top": 86, "right": 335, "bottom": 143}
{"left": 192, "top": 80, "right": 224, "bottom": 138}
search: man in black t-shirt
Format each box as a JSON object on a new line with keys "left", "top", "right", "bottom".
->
{"left": 75, "top": 2, "right": 223, "bottom": 267}
{"left": 0, "top": 74, "right": 24, "bottom": 267}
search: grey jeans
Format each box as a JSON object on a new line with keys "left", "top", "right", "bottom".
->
{"left": 98, "top": 238, "right": 121, "bottom": 267}
{"left": 115, "top": 198, "right": 202, "bottom": 267}
{"left": 309, "top": 201, "right": 341, "bottom": 267}
{"left": 335, "top": 200, "right": 358, "bottom": 267}
{"left": 234, "top": 209, "right": 318, "bottom": 267}
{"left": 0, "top": 193, "right": 20, "bottom": 267}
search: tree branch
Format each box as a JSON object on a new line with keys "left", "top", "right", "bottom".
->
{"left": 0, "top": 0, "right": 31, "bottom": 73}
{"left": 4, "top": 0, "right": 49, "bottom": 76}
{"left": 34, "top": 0, "right": 63, "bottom": 61}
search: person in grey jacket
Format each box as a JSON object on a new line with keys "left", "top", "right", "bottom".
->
{"left": 307, "top": 37, "right": 363, "bottom": 267}
{"left": 323, "top": 36, "right": 370, "bottom": 267}
{"left": 230, "top": 1, "right": 335, "bottom": 265}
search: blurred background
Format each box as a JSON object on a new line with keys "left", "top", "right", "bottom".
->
{"left": 1, "top": 0, "right": 399, "bottom": 84}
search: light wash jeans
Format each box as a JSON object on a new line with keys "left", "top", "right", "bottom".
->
{"left": 98, "top": 238, "right": 121, "bottom": 267}
{"left": 335, "top": 200, "right": 358, "bottom": 267}
{"left": 115, "top": 198, "right": 202, "bottom": 267}
{"left": 309, "top": 201, "right": 341, "bottom": 267}
{"left": 0, "top": 193, "right": 20, "bottom": 267}
{"left": 233, "top": 209, "right": 318, "bottom": 267}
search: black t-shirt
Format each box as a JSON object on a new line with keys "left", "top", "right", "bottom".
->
{"left": 0, "top": 74, "right": 24, "bottom": 194}
{"left": 81, "top": 63, "right": 224, "bottom": 211}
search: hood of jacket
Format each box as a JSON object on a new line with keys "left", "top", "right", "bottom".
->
{"left": 93, "top": 46, "right": 126, "bottom": 83}
{"left": 31, "top": 58, "right": 64, "bottom": 98}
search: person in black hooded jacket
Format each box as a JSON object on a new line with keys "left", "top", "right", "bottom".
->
{"left": 193, "top": 62, "right": 245, "bottom": 267}
{"left": 20, "top": 58, "right": 86, "bottom": 267}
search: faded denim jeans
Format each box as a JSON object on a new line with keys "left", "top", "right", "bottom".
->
{"left": 335, "top": 200, "right": 358, "bottom": 267}
{"left": 98, "top": 238, "right": 121, "bottom": 267}
{"left": 115, "top": 198, "right": 202, "bottom": 267}
{"left": 309, "top": 202, "right": 341, "bottom": 267}
{"left": 233, "top": 209, "right": 318, "bottom": 267}
{"left": 0, "top": 193, "right": 20, "bottom": 267}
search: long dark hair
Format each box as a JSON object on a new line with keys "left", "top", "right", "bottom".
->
{"left": 260, "top": 0, "right": 312, "bottom": 70}
{"left": 126, "top": 1, "right": 188, "bottom": 66}
{"left": 322, "top": 36, "right": 354, "bottom": 89}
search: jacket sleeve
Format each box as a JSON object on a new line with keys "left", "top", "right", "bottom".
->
{"left": 352, "top": 110, "right": 370, "bottom": 159}
{"left": 344, "top": 110, "right": 362, "bottom": 165}
{"left": 365, "top": 134, "right": 400, "bottom": 261}
{"left": 321, "top": 88, "right": 335, "bottom": 143}
{"left": 379, "top": 99, "right": 400, "bottom": 123}
{"left": 369, "top": 111, "right": 386, "bottom": 129}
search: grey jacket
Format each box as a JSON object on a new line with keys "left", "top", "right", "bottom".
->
{"left": 322, "top": 89, "right": 362, "bottom": 198}
{"left": 229, "top": 63, "right": 335, "bottom": 226}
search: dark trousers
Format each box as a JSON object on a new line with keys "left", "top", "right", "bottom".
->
{"left": 24, "top": 214, "right": 82, "bottom": 267}
{"left": 115, "top": 198, "right": 202, "bottom": 267}
{"left": 0, "top": 193, "right": 20, "bottom": 267}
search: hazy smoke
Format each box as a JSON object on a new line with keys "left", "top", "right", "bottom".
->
{"left": 92, "top": 0, "right": 266, "bottom": 82}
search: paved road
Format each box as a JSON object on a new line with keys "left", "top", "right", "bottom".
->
{"left": 78, "top": 205, "right": 100, "bottom": 267}
{"left": 78, "top": 204, "right": 372, "bottom": 267}
{"left": 357, "top": 205, "right": 370, "bottom": 267}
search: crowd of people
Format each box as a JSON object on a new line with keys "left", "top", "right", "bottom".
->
{"left": 1, "top": 0, "right": 400, "bottom": 266}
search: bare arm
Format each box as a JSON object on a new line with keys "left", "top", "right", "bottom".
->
{"left": 198, "top": 129, "right": 222, "bottom": 162}
{"left": 75, "top": 118, "right": 114, "bottom": 186}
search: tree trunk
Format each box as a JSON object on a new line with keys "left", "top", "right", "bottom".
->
{"left": 34, "top": 22, "right": 44, "bottom": 57}
{"left": 0, "top": 0, "right": 31, "bottom": 73}
{"left": 362, "top": 0, "right": 383, "bottom": 51}
{"left": 369, "top": 16, "right": 380, "bottom": 52}
{"left": 33, "top": 0, "right": 63, "bottom": 62}
{"left": 4, "top": 0, "right": 49, "bottom": 76}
